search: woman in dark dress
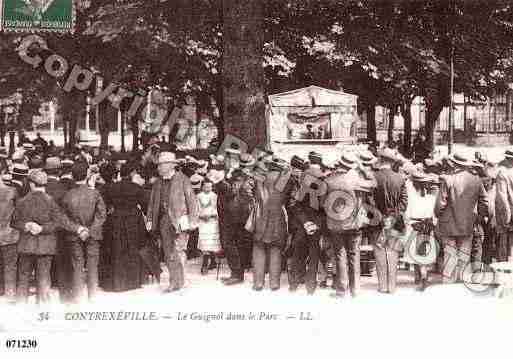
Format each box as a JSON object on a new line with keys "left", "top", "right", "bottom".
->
{"left": 101, "top": 162, "right": 149, "bottom": 292}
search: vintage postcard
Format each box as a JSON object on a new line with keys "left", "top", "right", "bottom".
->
{"left": 0, "top": 1, "right": 511, "bottom": 357}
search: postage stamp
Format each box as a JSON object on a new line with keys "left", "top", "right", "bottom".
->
{"left": 1, "top": 0, "right": 75, "bottom": 33}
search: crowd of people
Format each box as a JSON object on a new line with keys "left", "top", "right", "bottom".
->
{"left": 0, "top": 131, "right": 511, "bottom": 305}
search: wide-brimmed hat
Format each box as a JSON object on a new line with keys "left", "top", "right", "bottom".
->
{"left": 11, "top": 163, "right": 29, "bottom": 176}
{"left": 378, "top": 147, "right": 398, "bottom": 162}
{"left": 337, "top": 151, "right": 358, "bottom": 170}
{"left": 44, "top": 156, "right": 62, "bottom": 171}
{"left": 28, "top": 169, "right": 47, "bottom": 186}
{"left": 240, "top": 153, "right": 256, "bottom": 168}
{"left": 158, "top": 151, "right": 178, "bottom": 164}
{"left": 225, "top": 143, "right": 241, "bottom": 156}
{"left": 12, "top": 150, "right": 26, "bottom": 163}
{"left": 448, "top": 152, "right": 472, "bottom": 167}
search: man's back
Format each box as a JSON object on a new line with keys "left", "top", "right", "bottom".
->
{"left": 61, "top": 184, "right": 106, "bottom": 241}
{"left": 435, "top": 170, "right": 488, "bottom": 237}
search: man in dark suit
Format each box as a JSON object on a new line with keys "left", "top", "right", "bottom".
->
{"left": 372, "top": 148, "right": 408, "bottom": 294}
{"left": 11, "top": 170, "right": 88, "bottom": 304}
{"left": 44, "top": 156, "right": 74, "bottom": 301}
{"left": 61, "top": 162, "right": 106, "bottom": 303}
{"left": 147, "top": 151, "right": 199, "bottom": 293}
{"left": 435, "top": 152, "right": 488, "bottom": 283}
{"left": 216, "top": 169, "right": 254, "bottom": 286}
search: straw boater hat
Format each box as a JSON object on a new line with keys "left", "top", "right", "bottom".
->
{"left": 308, "top": 151, "right": 323, "bottom": 166}
{"left": 358, "top": 150, "right": 377, "bottom": 166}
{"left": 448, "top": 152, "right": 472, "bottom": 167}
{"left": 190, "top": 174, "right": 204, "bottom": 190}
{"left": 22, "top": 143, "right": 35, "bottom": 151}
{"left": 225, "top": 143, "right": 241, "bottom": 156}
{"left": 44, "top": 156, "right": 61, "bottom": 171}
{"left": 504, "top": 148, "right": 513, "bottom": 160}
{"left": 337, "top": 151, "right": 358, "bottom": 170}
{"left": 290, "top": 155, "right": 308, "bottom": 171}
{"left": 240, "top": 153, "right": 256, "bottom": 168}
{"left": 11, "top": 163, "right": 29, "bottom": 177}
{"left": 267, "top": 157, "right": 287, "bottom": 172}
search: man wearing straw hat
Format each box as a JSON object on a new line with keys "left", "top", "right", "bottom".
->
{"left": 372, "top": 147, "right": 408, "bottom": 294}
{"left": 494, "top": 148, "right": 513, "bottom": 262}
{"left": 147, "top": 151, "right": 199, "bottom": 293}
{"left": 435, "top": 152, "right": 488, "bottom": 283}
{"left": 323, "top": 151, "right": 375, "bottom": 298}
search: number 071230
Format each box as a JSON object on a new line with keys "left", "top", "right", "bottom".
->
{"left": 5, "top": 339, "right": 38, "bottom": 349}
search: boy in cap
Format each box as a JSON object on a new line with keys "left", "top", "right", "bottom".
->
{"left": 11, "top": 170, "right": 89, "bottom": 304}
{"left": 61, "top": 162, "right": 106, "bottom": 303}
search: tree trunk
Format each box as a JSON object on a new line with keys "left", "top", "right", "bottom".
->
{"left": 69, "top": 109, "right": 78, "bottom": 148}
{"left": 424, "top": 99, "right": 444, "bottom": 153}
{"left": 365, "top": 102, "right": 376, "bottom": 144}
{"left": 222, "top": 0, "right": 266, "bottom": 150}
{"left": 402, "top": 97, "right": 414, "bottom": 157}
{"left": 131, "top": 116, "right": 139, "bottom": 152}
{"left": 387, "top": 106, "right": 395, "bottom": 145}
{"left": 98, "top": 101, "right": 109, "bottom": 150}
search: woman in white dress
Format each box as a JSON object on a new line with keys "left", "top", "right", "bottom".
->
{"left": 197, "top": 180, "right": 221, "bottom": 274}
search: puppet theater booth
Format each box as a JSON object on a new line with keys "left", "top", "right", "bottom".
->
{"left": 267, "top": 85, "right": 359, "bottom": 163}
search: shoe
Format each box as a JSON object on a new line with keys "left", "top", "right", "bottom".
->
{"left": 319, "top": 280, "right": 328, "bottom": 289}
{"left": 416, "top": 279, "right": 428, "bottom": 292}
{"left": 208, "top": 256, "right": 217, "bottom": 270}
{"left": 163, "top": 286, "right": 181, "bottom": 294}
{"left": 289, "top": 285, "right": 298, "bottom": 292}
{"left": 252, "top": 285, "right": 263, "bottom": 291}
{"left": 201, "top": 255, "right": 209, "bottom": 275}
{"left": 223, "top": 277, "right": 244, "bottom": 286}
{"left": 330, "top": 291, "right": 345, "bottom": 299}
{"left": 270, "top": 286, "right": 280, "bottom": 291}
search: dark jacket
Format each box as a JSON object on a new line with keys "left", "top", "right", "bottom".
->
{"left": 373, "top": 167, "right": 408, "bottom": 216}
{"left": 253, "top": 169, "right": 294, "bottom": 246}
{"left": 435, "top": 169, "right": 488, "bottom": 237}
{"left": 147, "top": 172, "right": 199, "bottom": 233}
{"left": 11, "top": 191, "right": 80, "bottom": 255}
{"left": 216, "top": 176, "right": 254, "bottom": 226}
{"left": 61, "top": 184, "right": 107, "bottom": 242}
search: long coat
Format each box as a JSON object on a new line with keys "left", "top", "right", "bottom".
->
{"left": 11, "top": 191, "right": 80, "bottom": 255}
{"left": 147, "top": 172, "right": 199, "bottom": 233}
{"left": 434, "top": 169, "right": 488, "bottom": 237}
{"left": 253, "top": 169, "right": 293, "bottom": 247}
{"left": 0, "top": 181, "right": 19, "bottom": 246}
